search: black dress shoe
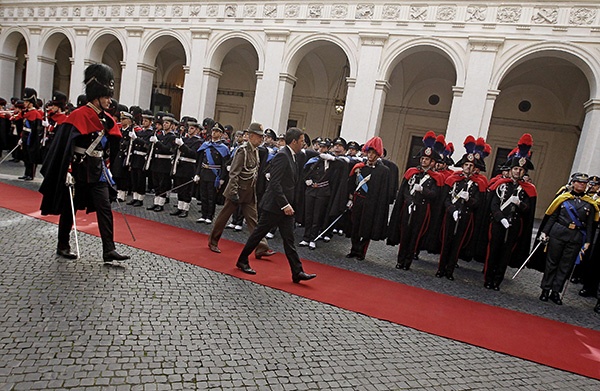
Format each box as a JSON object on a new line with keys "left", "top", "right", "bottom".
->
{"left": 56, "top": 248, "right": 77, "bottom": 259}
{"left": 395, "top": 262, "right": 403, "bottom": 269}
{"left": 493, "top": 284, "right": 500, "bottom": 291}
{"left": 126, "top": 199, "right": 137, "bottom": 205}
{"left": 132, "top": 200, "right": 144, "bottom": 207}
{"left": 147, "top": 204, "right": 157, "bottom": 210}
{"left": 346, "top": 253, "right": 357, "bottom": 259}
{"left": 18, "top": 175, "right": 27, "bottom": 179}
{"left": 103, "top": 250, "right": 130, "bottom": 263}
{"left": 484, "top": 282, "right": 493, "bottom": 289}
{"left": 236, "top": 261, "right": 256, "bottom": 275}
{"left": 549, "top": 291, "right": 563, "bottom": 305}
{"left": 170, "top": 209, "right": 182, "bottom": 216}
{"left": 579, "top": 288, "right": 592, "bottom": 297}
{"left": 153, "top": 205, "right": 164, "bottom": 212}
{"left": 446, "top": 274, "right": 454, "bottom": 281}
{"left": 435, "top": 271, "right": 445, "bottom": 278}
{"left": 178, "top": 211, "right": 188, "bottom": 218}
{"left": 402, "top": 265, "right": 410, "bottom": 271}
{"left": 292, "top": 271, "right": 317, "bottom": 283}
{"left": 539, "top": 289, "right": 550, "bottom": 302}
{"left": 356, "top": 255, "right": 365, "bottom": 261}
{"left": 594, "top": 301, "right": 600, "bottom": 314}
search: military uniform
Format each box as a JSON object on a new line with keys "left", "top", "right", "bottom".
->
{"left": 147, "top": 114, "right": 178, "bottom": 211}
{"left": 171, "top": 119, "right": 203, "bottom": 218}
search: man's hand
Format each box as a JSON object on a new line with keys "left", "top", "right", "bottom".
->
{"left": 17, "top": 138, "right": 23, "bottom": 146}
{"left": 283, "top": 205, "right": 295, "bottom": 216}
{"left": 129, "top": 130, "right": 137, "bottom": 140}
{"left": 539, "top": 232, "right": 549, "bottom": 242}
{"left": 218, "top": 179, "right": 225, "bottom": 188}
{"left": 175, "top": 138, "right": 184, "bottom": 146}
{"left": 500, "top": 218, "right": 510, "bottom": 229}
{"left": 230, "top": 193, "right": 240, "bottom": 203}
{"left": 346, "top": 200, "right": 353, "bottom": 209}
{"left": 193, "top": 175, "right": 200, "bottom": 183}
{"left": 453, "top": 210, "right": 459, "bottom": 221}
{"left": 583, "top": 242, "right": 590, "bottom": 251}
{"left": 65, "top": 172, "right": 75, "bottom": 186}
{"left": 458, "top": 190, "right": 469, "bottom": 201}
{"left": 319, "top": 153, "right": 335, "bottom": 161}
{"left": 149, "top": 135, "right": 158, "bottom": 143}
{"left": 413, "top": 183, "right": 423, "bottom": 192}
{"left": 509, "top": 195, "right": 520, "bottom": 206}
{"left": 42, "top": 120, "right": 50, "bottom": 127}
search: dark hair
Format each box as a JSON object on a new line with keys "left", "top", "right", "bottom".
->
{"left": 285, "top": 127, "right": 304, "bottom": 145}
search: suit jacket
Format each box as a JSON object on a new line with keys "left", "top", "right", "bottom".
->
{"left": 259, "top": 146, "right": 299, "bottom": 214}
{"left": 223, "top": 141, "right": 260, "bottom": 204}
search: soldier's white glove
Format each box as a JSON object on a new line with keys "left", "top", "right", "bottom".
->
{"left": 500, "top": 218, "right": 510, "bottom": 229}
{"left": 339, "top": 156, "right": 350, "bottom": 163}
{"left": 42, "top": 120, "right": 50, "bottom": 127}
{"left": 265, "top": 173, "right": 271, "bottom": 181}
{"left": 175, "top": 138, "right": 184, "bottom": 146}
{"left": 458, "top": 190, "right": 469, "bottom": 201}
{"left": 346, "top": 200, "right": 353, "bottom": 209}
{"left": 305, "top": 179, "right": 313, "bottom": 186}
{"left": 539, "top": 232, "right": 549, "bottom": 242}
{"left": 17, "top": 138, "right": 23, "bottom": 146}
{"left": 320, "top": 153, "right": 335, "bottom": 161}
{"left": 508, "top": 195, "right": 520, "bottom": 206}
{"left": 65, "top": 172, "right": 75, "bottom": 186}
{"left": 453, "top": 210, "right": 459, "bottom": 221}
{"left": 149, "top": 135, "right": 158, "bottom": 143}
{"left": 219, "top": 179, "right": 225, "bottom": 188}
{"left": 129, "top": 131, "right": 137, "bottom": 140}
{"left": 193, "top": 175, "right": 200, "bottom": 183}
{"left": 413, "top": 184, "right": 423, "bottom": 192}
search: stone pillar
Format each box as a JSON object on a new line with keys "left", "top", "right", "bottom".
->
{"left": 274, "top": 73, "right": 297, "bottom": 133}
{"left": 253, "top": 29, "right": 289, "bottom": 128}
{"left": 445, "top": 37, "right": 503, "bottom": 144}
{"left": 68, "top": 27, "right": 90, "bottom": 102}
{"left": 37, "top": 56, "right": 57, "bottom": 100}
{"left": 136, "top": 64, "right": 156, "bottom": 111}
{"left": 340, "top": 32, "right": 389, "bottom": 142}
{"left": 24, "top": 26, "right": 42, "bottom": 91}
{"left": 0, "top": 53, "right": 18, "bottom": 99}
{"left": 199, "top": 68, "right": 222, "bottom": 121}
{"left": 180, "top": 28, "right": 211, "bottom": 117}
{"left": 119, "top": 27, "right": 144, "bottom": 107}
{"left": 571, "top": 99, "right": 600, "bottom": 175}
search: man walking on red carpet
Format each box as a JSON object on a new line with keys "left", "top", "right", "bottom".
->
{"left": 235, "top": 127, "right": 316, "bottom": 283}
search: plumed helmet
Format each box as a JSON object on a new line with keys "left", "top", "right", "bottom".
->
{"left": 76, "top": 94, "right": 88, "bottom": 107}
{"left": 50, "top": 91, "right": 68, "bottom": 110}
{"left": 414, "top": 131, "right": 442, "bottom": 162}
{"left": 84, "top": 63, "right": 115, "bottom": 101}
{"left": 454, "top": 136, "right": 477, "bottom": 168}
{"left": 443, "top": 142, "right": 455, "bottom": 166}
{"left": 507, "top": 134, "right": 534, "bottom": 171}
{"left": 362, "top": 136, "right": 384, "bottom": 156}
{"left": 22, "top": 87, "right": 38, "bottom": 105}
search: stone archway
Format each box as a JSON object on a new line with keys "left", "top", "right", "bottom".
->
{"left": 39, "top": 32, "right": 73, "bottom": 101}
{"left": 0, "top": 30, "right": 28, "bottom": 100}
{"left": 88, "top": 33, "right": 124, "bottom": 102}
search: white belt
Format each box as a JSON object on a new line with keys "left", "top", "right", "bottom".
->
{"left": 133, "top": 150, "right": 147, "bottom": 156}
{"left": 156, "top": 154, "right": 173, "bottom": 159}
{"left": 23, "top": 127, "right": 31, "bottom": 133}
{"left": 180, "top": 157, "right": 197, "bottom": 163}
{"left": 74, "top": 146, "right": 103, "bottom": 158}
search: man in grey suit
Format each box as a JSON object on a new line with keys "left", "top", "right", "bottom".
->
{"left": 236, "top": 127, "right": 317, "bottom": 283}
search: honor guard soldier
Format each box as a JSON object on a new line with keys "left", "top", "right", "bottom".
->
{"left": 147, "top": 113, "right": 178, "bottom": 211}
{"left": 43, "top": 91, "right": 69, "bottom": 150}
{"left": 539, "top": 173, "right": 599, "bottom": 305}
{"left": 436, "top": 136, "right": 483, "bottom": 280}
{"left": 112, "top": 106, "right": 134, "bottom": 203}
{"left": 127, "top": 110, "right": 154, "bottom": 206}
{"left": 345, "top": 137, "right": 390, "bottom": 260}
{"left": 39, "top": 63, "right": 130, "bottom": 263}
{"left": 387, "top": 131, "right": 444, "bottom": 270}
{"left": 170, "top": 117, "right": 203, "bottom": 218}
{"left": 346, "top": 140, "right": 361, "bottom": 157}
{"left": 194, "top": 122, "right": 230, "bottom": 223}
{"left": 19, "top": 88, "right": 43, "bottom": 180}
{"left": 484, "top": 134, "right": 537, "bottom": 291}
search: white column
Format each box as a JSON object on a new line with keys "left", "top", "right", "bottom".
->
{"left": 274, "top": 73, "right": 297, "bottom": 132}
{"left": 180, "top": 28, "right": 211, "bottom": 117}
{"left": 571, "top": 99, "right": 600, "bottom": 175}
{"left": 199, "top": 68, "right": 222, "bottom": 120}
{"left": 37, "top": 56, "right": 56, "bottom": 100}
{"left": 136, "top": 63, "right": 156, "bottom": 111}
{"left": 340, "top": 33, "right": 389, "bottom": 142}
{"left": 24, "top": 26, "right": 42, "bottom": 91}
{"left": 0, "top": 53, "right": 18, "bottom": 99}
{"left": 252, "top": 29, "right": 289, "bottom": 128}
{"left": 119, "top": 27, "right": 143, "bottom": 107}
{"left": 68, "top": 27, "right": 90, "bottom": 102}
{"left": 445, "top": 37, "right": 503, "bottom": 144}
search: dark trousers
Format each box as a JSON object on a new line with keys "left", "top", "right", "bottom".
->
{"left": 303, "top": 194, "right": 329, "bottom": 241}
{"left": 397, "top": 204, "right": 430, "bottom": 267}
{"left": 130, "top": 168, "right": 146, "bottom": 195}
{"left": 541, "top": 237, "right": 580, "bottom": 292}
{"left": 174, "top": 176, "right": 193, "bottom": 203}
{"left": 237, "top": 209, "right": 303, "bottom": 276}
{"left": 438, "top": 213, "right": 473, "bottom": 276}
{"left": 58, "top": 182, "right": 115, "bottom": 254}
{"left": 484, "top": 220, "right": 523, "bottom": 286}
{"left": 152, "top": 171, "right": 171, "bottom": 199}
{"left": 231, "top": 205, "right": 244, "bottom": 225}
{"left": 199, "top": 180, "right": 217, "bottom": 219}
{"left": 115, "top": 175, "right": 131, "bottom": 192}
{"left": 349, "top": 196, "right": 370, "bottom": 257}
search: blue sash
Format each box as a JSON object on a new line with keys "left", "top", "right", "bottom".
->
{"left": 357, "top": 173, "right": 368, "bottom": 193}
{"left": 564, "top": 200, "right": 586, "bottom": 264}
{"left": 198, "top": 141, "right": 229, "bottom": 188}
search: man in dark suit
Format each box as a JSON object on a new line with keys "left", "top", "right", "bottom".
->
{"left": 236, "top": 127, "right": 317, "bottom": 283}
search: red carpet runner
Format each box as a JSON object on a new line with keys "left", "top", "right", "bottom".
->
{"left": 1, "top": 182, "right": 599, "bottom": 379}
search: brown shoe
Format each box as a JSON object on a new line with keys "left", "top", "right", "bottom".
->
{"left": 255, "top": 249, "right": 276, "bottom": 259}
{"left": 208, "top": 244, "right": 221, "bottom": 253}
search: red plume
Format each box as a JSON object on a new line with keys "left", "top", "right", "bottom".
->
{"left": 463, "top": 136, "right": 476, "bottom": 153}
{"left": 518, "top": 133, "right": 533, "bottom": 147}
{"left": 447, "top": 142, "right": 454, "bottom": 154}
{"left": 362, "top": 136, "right": 384, "bottom": 156}
{"left": 423, "top": 131, "right": 436, "bottom": 148}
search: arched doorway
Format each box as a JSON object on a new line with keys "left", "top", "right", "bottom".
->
{"left": 40, "top": 32, "right": 72, "bottom": 101}
{"left": 89, "top": 34, "right": 124, "bottom": 102}
{"left": 0, "top": 31, "right": 28, "bottom": 100}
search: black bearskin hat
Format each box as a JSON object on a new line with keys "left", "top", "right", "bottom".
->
{"left": 50, "top": 91, "right": 68, "bottom": 110}
{"left": 22, "top": 87, "right": 38, "bottom": 105}
{"left": 84, "top": 63, "right": 115, "bottom": 101}
{"left": 76, "top": 94, "right": 88, "bottom": 107}
{"left": 202, "top": 117, "right": 216, "bottom": 130}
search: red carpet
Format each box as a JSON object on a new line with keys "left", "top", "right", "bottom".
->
{"left": 2, "top": 182, "right": 600, "bottom": 379}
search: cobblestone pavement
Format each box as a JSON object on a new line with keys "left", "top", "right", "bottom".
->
{"left": 1, "top": 159, "right": 599, "bottom": 390}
